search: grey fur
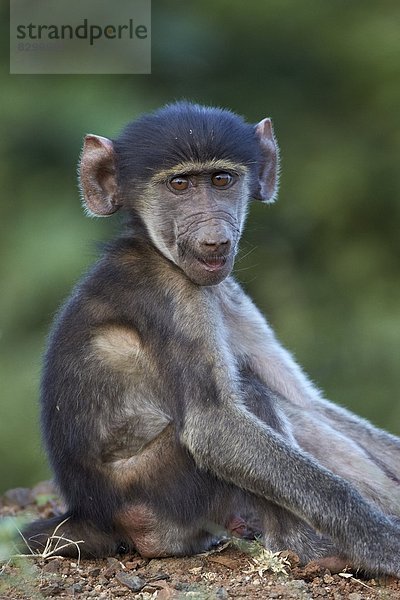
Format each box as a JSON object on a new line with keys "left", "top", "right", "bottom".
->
{"left": 24, "top": 105, "right": 400, "bottom": 577}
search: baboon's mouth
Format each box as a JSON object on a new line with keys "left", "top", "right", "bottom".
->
{"left": 179, "top": 247, "right": 232, "bottom": 282}
{"left": 198, "top": 256, "right": 227, "bottom": 272}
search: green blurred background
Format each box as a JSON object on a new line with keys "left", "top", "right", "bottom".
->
{"left": 1, "top": 0, "right": 399, "bottom": 494}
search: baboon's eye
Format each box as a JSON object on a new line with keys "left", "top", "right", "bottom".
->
{"left": 169, "top": 176, "right": 189, "bottom": 191}
{"left": 211, "top": 172, "right": 233, "bottom": 188}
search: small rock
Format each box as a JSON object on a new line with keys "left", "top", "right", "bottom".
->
{"left": 348, "top": 594, "right": 362, "bottom": 600}
{"left": 42, "top": 558, "right": 63, "bottom": 573}
{"left": 3, "top": 487, "right": 33, "bottom": 507}
{"left": 125, "top": 557, "right": 147, "bottom": 569}
{"left": 142, "top": 585, "right": 157, "bottom": 593}
{"left": 157, "top": 587, "right": 177, "bottom": 600}
{"left": 115, "top": 571, "right": 146, "bottom": 591}
{"left": 88, "top": 567, "right": 101, "bottom": 577}
{"left": 41, "top": 583, "right": 63, "bottom": 597}
{"left": 216, "top": 586, "right": 229, "bottom": 599}
{"left": 66, "top": 583, "right": 83, "bottom": 594}
{"left": 174, "top": 582, "right": 191, "bottom": 591}
{"left": 291, "top": 579, "right": 308, "bottom": 589}
{"left": 149, "top": 579, "right": 171, "bottom": 590}
{"left": 303, "top": 560, "right": 327, "bottom": 580}
{"left": 103, "top": 557, "right": 121, "bottom": 577}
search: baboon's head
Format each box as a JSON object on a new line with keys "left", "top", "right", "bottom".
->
{"left": 79, "top": 102, "right": 279, "bottom": 286}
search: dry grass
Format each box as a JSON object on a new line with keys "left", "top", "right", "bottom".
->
{"left": 13, "top": 517, "right": 84, "bottom": 563}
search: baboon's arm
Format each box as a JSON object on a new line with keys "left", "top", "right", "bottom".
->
{"left": 181, "top": 398, "right": 400, "bottom": 576}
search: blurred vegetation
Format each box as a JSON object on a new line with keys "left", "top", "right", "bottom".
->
{"left": 0, "top": 0, "right": 399, "bottom": 493}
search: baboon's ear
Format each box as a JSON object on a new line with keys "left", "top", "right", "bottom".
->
{"left": 253, "top": 118, "right": 280, "bottom": 203}
{"left": 79, "top": 134, "right": 121, "bottom": 216}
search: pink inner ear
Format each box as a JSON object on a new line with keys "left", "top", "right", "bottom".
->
{"left": 85, "top": 134, "right": 114, "bottom": 154}
{"left": 254, "top": 118, "right": 280, "bottom": 203}
{"left": 256, "top": 118, "right": 273, "bottom": 140}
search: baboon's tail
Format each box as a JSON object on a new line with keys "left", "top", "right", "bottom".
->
{"left": 20, "top": 514, "right": 132, "bottom": 558}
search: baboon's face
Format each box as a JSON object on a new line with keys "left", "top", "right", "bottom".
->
{"left": 141, "top": 167, "right": 250, "bottom": 286}
{"left": 78, "top": 106, "right": 279, "bottom": 285}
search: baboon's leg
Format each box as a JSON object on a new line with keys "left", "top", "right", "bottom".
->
{"left": 315, "top": 397, "right": 400, "bottom": 480}
{"left": 111, "top": 426, "right": 247, "bottom": 557}
{"left": 277, "top": 398, "right": 400, "bottom": 517}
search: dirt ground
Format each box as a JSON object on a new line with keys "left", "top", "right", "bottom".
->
{"left": 1, "top": 482, "right": 400, "bottom": 600}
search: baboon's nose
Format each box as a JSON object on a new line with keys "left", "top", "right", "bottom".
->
{"left": 199, "top": 238, "right": 231, "bottom": 253}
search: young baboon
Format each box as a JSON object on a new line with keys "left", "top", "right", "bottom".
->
{"left": 24, "top": 102, "right": 400, "bottom": 576}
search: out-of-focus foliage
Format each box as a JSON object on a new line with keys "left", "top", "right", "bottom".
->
{"left": 0, "top": 0, "right": 399, "bottom": 493}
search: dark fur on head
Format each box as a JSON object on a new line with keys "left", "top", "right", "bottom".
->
{"left": 113, "top": 101, "right": 261, "bottom": 192}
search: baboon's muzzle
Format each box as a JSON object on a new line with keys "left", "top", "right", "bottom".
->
{"left": 178, "top": 221, "right": 237, "bottom": 285}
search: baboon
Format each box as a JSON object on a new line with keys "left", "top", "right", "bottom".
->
{"left": 24, "top": 102, "right": 400, "bottom": 576}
